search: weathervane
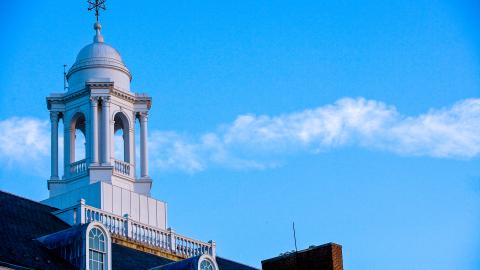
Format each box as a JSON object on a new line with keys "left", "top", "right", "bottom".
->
{"left": 88, "top": 0, "right": 106, "bottom": 22}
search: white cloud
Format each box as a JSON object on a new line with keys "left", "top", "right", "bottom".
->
{"left": 0, "top": 117, "right": 51, "bottom": 176}
{"left": 0, "top": 98, "right": 479, "bottom": 175}
{"left": 0, "top": 117, "right": 50, "bottom": 163}
{"left": 149, "top": 131, "right": 205, "bottom": 173}
{"left": 149, "top": 98, "right": 480, "bottom": 172}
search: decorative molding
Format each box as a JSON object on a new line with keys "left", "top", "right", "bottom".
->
{"left": 90, "top": 96, "right": 100, "bottom": 105}
{"left": 137, "top": 111, "right": 149, "bottom": 121}
{"left": 50, "top": 111, "right": 59, "bottom": 123}
{"left": 48, "top": 87, "right": 151, "bottom": 108}
{"left": 111, "top": 237, "right": 183, "bottom": 261}
{"left": 86, "top": 81, "right": 114, "bottom": 89}
{"left": 101, "top": 96, "right": 111, "bottom": 106}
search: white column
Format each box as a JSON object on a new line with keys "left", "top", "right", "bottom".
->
{"left": 50, "top": 112, "right": 59, "bottom": 179}
{"left": 64, "top": 117, "right": 70, "bottom": 177}
{"left": 90, "top": 97, "right": 99, "bottom": 164}
{"left": 139, "top": 112, "right": 149, "bottom": 178}
{"left": 102, "top": 97, "right": 111, "bottom": 165}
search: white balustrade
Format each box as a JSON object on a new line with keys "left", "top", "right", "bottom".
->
{"left": 114, "top": 159, "right": 131, "bottom": 176}
{"left": 79, "top": 204, "right": 214, "bottom": 258}
{"left": 175, "top": 235, "right": 213, "bottom": 257}
{"left": 70, "top": 159, "right": 87, "bottom": 176}
{"left": 84, "top": 206, "right": 127, "bottom": 237}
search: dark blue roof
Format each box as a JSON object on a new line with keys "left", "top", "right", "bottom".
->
{"left": 0, "top": 190, "right": 76, "bottom": 269}
{"left": 36, "top": 224, "right": 86, "bottom": 249}
{"left": 149, "top": 256, "right": 259, "bottom": 270}
{"left": 216, "top": 257, "right": 259, "bottom": 270}
{"left": 150, "top": 255, "right": 200, "bottom": 270}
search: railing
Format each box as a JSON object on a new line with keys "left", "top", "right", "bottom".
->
{"left": 175, "top": 235, "right": 214, "bottom": 257}
{"left": 80, "top": 203, "right": 215, "bottom": 258}
{"left": 70, "top": 159, "right": 87, "bottom": 176}
{"left": 114, "top": 159, "right": 131, "bottom": 176}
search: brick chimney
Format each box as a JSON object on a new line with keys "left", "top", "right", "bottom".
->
{"left": 261, "top": 242, "right": 343, "bottom": 270}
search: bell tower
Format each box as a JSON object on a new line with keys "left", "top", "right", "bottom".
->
{"left": 44, "top": 20, "right": 166, "bottom": 230}
{"left": 47, "top": 22, "right": 152, "bottom": 197}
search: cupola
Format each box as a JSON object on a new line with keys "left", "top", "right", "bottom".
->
{"left": 66, "top": 22, "right": 132, "bottom": 92}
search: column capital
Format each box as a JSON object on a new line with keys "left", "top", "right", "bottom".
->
{"left": 100, "top": 96, "right": 111, "bottom": 104}
{"left": 137, "top": 111, "right": 149, "bottom": 121}
{"left": 50, "top": 111, "right": 59, "bottom": 123}
{"left": 90, "top": 96, "right": 100, "bottom": 105}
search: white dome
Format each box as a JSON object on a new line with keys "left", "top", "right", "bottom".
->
{"left": 76, "top": 42, "right": 123, "bottom": 64}
{"left": 66, "top": 23, "right": 132, "bottom": 92}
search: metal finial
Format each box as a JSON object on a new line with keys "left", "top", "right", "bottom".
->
{"left": 87, "top": 0, "right": 106, "bottom": 22}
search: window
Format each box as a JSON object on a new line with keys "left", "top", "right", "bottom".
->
{"left": 200, "top": 259, "right": 215, "bottom": 270}
{"left": 89, "top": 227, "right": 106, "bottom": 270}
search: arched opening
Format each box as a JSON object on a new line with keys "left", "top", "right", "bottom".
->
{"left": 70, "top": 112, "right": 86, "bottom": 163}
{"left": 113, "top": 112, "right": 130, "bottom": 162}
{"left": 114, "top": 128, "right": 125, "bottom": 161}
{"left": 75, "top": 129, "right": 86, "bottom": 161}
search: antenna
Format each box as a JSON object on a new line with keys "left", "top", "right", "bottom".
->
{"left": 293, "top": 222, "right": 299, "bottom": 270}
{"left": 63, "top": 64, "right": 69, "bottom": 91}
{"left": 293, "top": 222, "right": 298, "bottom": 252}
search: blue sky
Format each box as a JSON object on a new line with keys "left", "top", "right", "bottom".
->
{"left": 0, "top": 1, "right": 480, "bottom": 269}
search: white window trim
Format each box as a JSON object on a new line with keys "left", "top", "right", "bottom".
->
{"left": 85, "top": 222, "right": 112, "bottom": 270}
{"left": 197, "top": 254, "right": 219, "bottom": 270}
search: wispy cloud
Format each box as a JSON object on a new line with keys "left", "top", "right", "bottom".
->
{"left": 149, "top": 98, "right": 480, "bottom": 172}
{"left": 0, "top": 117, "right": 50, "bottom": 163}
{"left": 0, "top": 98, "right": 479, "bottom": 175}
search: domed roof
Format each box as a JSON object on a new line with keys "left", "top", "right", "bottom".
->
{"left": 66, "top": 22, "right": 132, "bottom": 92}
{"left": 76, "top": 42, "right": 123, "bottom": 63}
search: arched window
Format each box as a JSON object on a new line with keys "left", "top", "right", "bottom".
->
{"left": 200, "top": 259, "right": 215, "bottom": 270}
{"left": 88, "top": 227, "right": 106, "bottom": 270}
{"left": 113, "top": 112, "right": 130, "bottom": 162}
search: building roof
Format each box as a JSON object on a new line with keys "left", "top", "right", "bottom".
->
{"left": 0, "top": 190, "right": 259, "bottom": 270}
{"left": 149, "top": 255, "right": 200, "bottom": 270}
{"left": 0, "top": 190, "right": 75, "bottom": 269}
{"left": 112, "top": 244, "right": 175, "bottom": 270}
{"left": 216, "top": 257, "right": 259, "bottom": 270}
{"left": 0, "top": 190, "right": 172, "bottom": 270}
{"left": 36, "top": 224, "right": 87, "bottom": 249}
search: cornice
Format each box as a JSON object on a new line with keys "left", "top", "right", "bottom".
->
{"left": 47, "top": 84, "right": 152, "bottom": 109}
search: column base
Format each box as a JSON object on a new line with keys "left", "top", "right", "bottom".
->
{"left": 135, "top": 177, "right": 152, "bottom": 196}
{"left": 138, "top": 176, "right": 152, "bottom": 182}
